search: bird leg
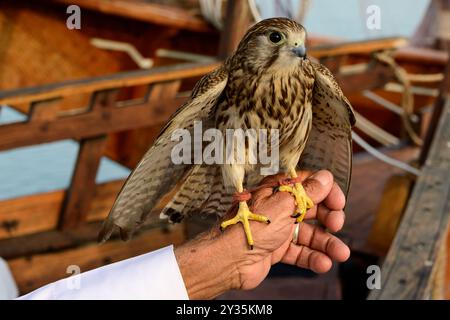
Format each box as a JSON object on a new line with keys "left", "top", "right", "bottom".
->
{"left": 220, "top": 184, "right": 270, "bottom": 250}
{"left": 278, "top": 168, "right": 314, "bottom": 223}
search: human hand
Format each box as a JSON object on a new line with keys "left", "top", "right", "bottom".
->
{"left": 224, "top": 170, "right": 350, "bottom": 290}
{"left": 175, "top": 170, "right": 350, "bottom": 299}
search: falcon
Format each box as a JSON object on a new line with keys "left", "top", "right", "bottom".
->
{"left": 99, "top": 18, "right": 355, "bottom": 249}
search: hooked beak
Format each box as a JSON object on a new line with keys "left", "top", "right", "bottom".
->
{"left": 292, "top": 45, "right": 307, "bottom": 59}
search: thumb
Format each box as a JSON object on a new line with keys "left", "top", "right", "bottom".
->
{"left": 302, "top": 170, "right": 334, "bottom": 205}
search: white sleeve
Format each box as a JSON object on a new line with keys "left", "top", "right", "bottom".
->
{"left": 0, "top": 258, "right": 18, "bottom": 299}
{"left": 17, "top": 245, "right": 189, "bottom": 300}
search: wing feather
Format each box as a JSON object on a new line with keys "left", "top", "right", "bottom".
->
{"left": 99, "top": 66, "right": 228, "bottom": 241}
{"left": 298, "top": 62, "right": 356, "bottom": 196}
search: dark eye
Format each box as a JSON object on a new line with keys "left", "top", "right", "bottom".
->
{"left": 269, "top": 31, "right": 282, "bottom": 43}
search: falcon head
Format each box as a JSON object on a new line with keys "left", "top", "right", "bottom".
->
{"left": 235, "top": 17, "right": 308, "bottom": 72}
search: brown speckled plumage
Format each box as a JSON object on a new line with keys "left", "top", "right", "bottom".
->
{"left": 99, "top": 18, "right": 355, "bottom": 242}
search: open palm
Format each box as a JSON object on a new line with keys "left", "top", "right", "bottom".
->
{"left": 223, "top": 170, "right": 351, "bottom": 290}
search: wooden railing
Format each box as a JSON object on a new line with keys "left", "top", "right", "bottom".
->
{"left": 368, "top": 47, "right": 450, "bottom": 299}
{"left": 52, "top": 0, "right": 214, "bottom": 33}
{"left": 0, "top": 61, "right": 220, "bottom": 293}
{"left": 1, "top": 28, "right": 447, "bottom": 294}
{"left": 0, "top": 61, "right": 218, "bottom": 247}
{"left": 368, "top": 97, "right": 450, "bottom": 299}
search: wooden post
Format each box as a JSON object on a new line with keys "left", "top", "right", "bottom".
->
{"left": 416, "top": 2, "right": 450, "bottom": 162}
{"left": 58, "top": 90, "right": 117, "bottom": 230}
{"left": 59, "top": 135, "right": 107, "bottom": 230}
{"left": 368, "top": 98, "right": 450, "bottom": 300}
{"left": 419, "top": 40, "right": 450, "bottom": 165}
{"left": 219, "top": 0, "right": 252, "bottom": 59}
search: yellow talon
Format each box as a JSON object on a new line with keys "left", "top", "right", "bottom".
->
{"left": 279, "top": 182, "right": 314, "bottom": 223}
{"left": 220, "top": 201, "right": 270, "bottom": 249}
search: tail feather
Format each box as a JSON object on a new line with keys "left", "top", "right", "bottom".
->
{"left": 161, "top": 164, "right": 231, "bottom": 221}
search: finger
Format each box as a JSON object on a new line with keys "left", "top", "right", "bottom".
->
{"left": 297, "top": 223, "right": 350, "bottom": 262}
{"left": 252, "top": 190, "right": 296, "bottom": 222}
{"left": 304, "top": 181, "right": 346, "bottom": 220}
{"left": 316, "top": 204, "right": 345, "bottom": 232}
{"left": 302, "top": 170, "right": 334, "bottom": 205}
{"left": 324, "top": 182, "right": 346, "bottom": 211}
{"left": 282, "top": 244, "right": 333, "bottom": 273}
{"left": 304, "top": 205, "right": 317, "bottom": 220}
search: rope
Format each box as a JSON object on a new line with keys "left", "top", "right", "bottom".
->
{"left": 385, "top": 82, "right": 439, "bottom": 98}
{"left": 373, "top": 51, "right": 423, "bottom": 146}
{"left": 362, "top": 90, "right": 419, "bottom": 123}
{"left": 198, "top": 0, "right": 262, "bottom": 29}
{"left": 90, "top": 38, "right": 153, "bottom": 69}
{"left": 233, "top": 190, "right": 253, "bottom": 202}
{"left": 199, "top": 0, "right": 224, "bottom": 29}
{"left": 406, "top": 73, "right": 444, "bottom": 83}
{"left": 296, "top": 0, "right": 311, "bottom": 24}
{"left": 248, "top": 0, "right": 262, "bottom": 22}
{"left": 352, "top": 132, "right": 421, "bottom": 176}
{"left": 155, "top": 49, "right": 216, "bottom": 63}
{"left": 354, "top": 111, "right": 401, "bottom": 147}
{"left": 199, "top": 1, "right": 313, "bottom": 29}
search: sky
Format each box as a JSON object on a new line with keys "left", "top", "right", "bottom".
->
{"left": 258, "top": 0, "right": 430, "bottom": 40}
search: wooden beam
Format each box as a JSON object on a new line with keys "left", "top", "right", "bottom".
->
{"left": 0, "top": 180, "right": 123, "bottom": 240}
{"left": 7, "top": 225, "right": 185, "bottom": 294}
{"left": 0, "top": 178, "right": 178, "bottom": 243}
{"left": 394, "top": 47, "right": 448, "bottom": 67}
{"left": 310, "top": 37, "right": 408, "bottom": 59}
{"left": 368, "top": 97, "right": 450, "bottom": 299}
{"left": 219, "top": 0, "right": 252, "bottom": 59}
{"left": 52, "top": 0, "right": 214, "bottom": 33}
{"left": 29, "top": 98, "right": 62, "bottom": 121}
{"left": 0, "top": 62, "right": 393, "bottom": 152}
{"left": 335, "top": 63, "right": 395, "bottom": 95}
{"left": 149, "top": 80, "right": 181, "bottom": 101}
{"left": 0, "top": 222, "right": 104, "bottom": 259}
{"left": 309, "top": 36, "right": 448, "bottom": 66}
{"left": 344, "top": 146, "right": 420, "bottom": 255}
{"left": 59, "top": 135, "right": 107, "bottom": 229}
{"left": 111, "top": 80, "right": 182, "bottom": 167}
{"left": 446, "top": 230, "right": 450, "bottom": 299}
{"left": 419, "top": 40, "right": 450, "bottom": 164}
{"left": 0, "top": 61, "right": 219, "bottom": 106}
{"left": 59, "top": 91, "right": 119, "bottom": 230}
{"left": 367, "top": 175, "right": 413, "bottom": 255}
{"left": 65, "top": 91, "right": 118, "bottom": 229}
{"left": 0, "top": 96, "right": 185, "bottom": 151}
{"left": 0, "top": 219, "right": 175, "bottom": 260}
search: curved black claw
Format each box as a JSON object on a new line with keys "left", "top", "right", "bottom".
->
{"left": 250, "top": 245, "right": 254, "bottom": 250}
{"left": 219, "top": 226, "right": 224, "bottom": 232}
{"left": 266, "top": 220, "right": 271, "bottom": 224}
{"left": 272, "top": 186, "right": 280, "bottom": 193}
{"left": 291, "top": 212, "right": 301, "bottom": 218}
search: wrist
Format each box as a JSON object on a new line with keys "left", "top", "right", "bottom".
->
{"left": 174, "top": 229, "right": 243, "bottom": 299}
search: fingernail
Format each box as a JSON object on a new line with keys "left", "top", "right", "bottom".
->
{"left": 310, "top": 171, "right": 329, "bottom": 186}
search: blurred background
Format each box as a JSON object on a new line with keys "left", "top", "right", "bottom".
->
{"left": 0, "top": 0, "right": 449, "bottom": 300}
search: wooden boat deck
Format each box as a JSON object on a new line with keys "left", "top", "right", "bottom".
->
{"left": 0, "top": 0, "right": 449, "bottom": 299}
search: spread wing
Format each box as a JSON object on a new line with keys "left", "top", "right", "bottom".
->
{"left": 298, "top": 62, "right": 356, "bottom": 196}
{"left": 99, "top": 66, "right": 228, "bottom": 241}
